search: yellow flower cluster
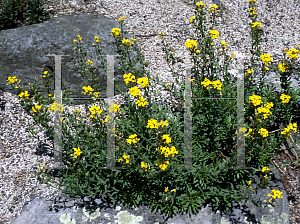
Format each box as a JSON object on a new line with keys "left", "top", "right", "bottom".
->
{"left": 89, "top": 105, "right": 103, "bottom": 119}
{"left": 156, "top": 145, "right": 178, "bottom": 159}
{"left": 156, "top": 134, "right": 178, "bottom": 159}
{"left": 201, "top": 78, "right": 222, "bottom": 91}
{"left": 124, "top": 73, "right": 149, "bottom": 107}
{"left": 141, "top": 161, "right": 150, "bottom": 171}
{"left": 124, "top": 73, "right": 136, "bottom": 83}
{"left": 82, "top": 86, "right": 94, "bottom": 96}
{"left": 196, "top": 1, "right": 206, "bottom": 11}
{"left": 286, "top": 48, "right": 299, "bottom": 59}
{"left": 146, "top": 119, "right": 169, "bottom": 129}
{"left": 7, "top": 76, "right": 18, "bottom": 84}
{"left": 245, "top": 93, "right": 296, "bottom": 139}
{"left": 40, "top": 70, "right": 49, "bottom": 78}
{"left": 81, "top": 85, "right": 101, "bottom": 100}
{"left": 267, "top": 189, "right": 283, "bottom": 203}
{"left": 209, "top": 30, "right": 219, "bottom": 39}
{"left": 157, "top": 31, "right": 165, "bottom": 39}
{"left": 121, "top": 37, "right": 137, "bottom": 49}
{"left": 119, "top": 16, "right": 125, "bottom": 22}
{"left": 260, "top": 54, "right": 273, "bottom": 67}
{"left": 190, "top": 16, "right": 196, "bottom": 23}
{"left": 32, "top": 104, "right": 43, "bottom": 113}
{"left": 247, "top": 166, "right": 273, "bottom": 191}
{"left": 248, "top": 94, "right": 263, "bottom": 107}
{"left": 37, "top": 164, "right": 45, "bottom": 173}
{"left": 255, "top": 102, "right": 274, "bottom": 120}
{"left": 261, "top": 166, "right": 270, "bottom": 173}
{"left": 220, "top": 41, "right": 229, "bottom": 50}
{"left": 48, "top": 101, "right": 64, "bottom": 112}
{"left": 73, "top": 34, "right": 83, "bottom": 43}
{"left": 118, "top": 154, "right": 131, "bottom": 165}
{"left": 248, "top": 21, "right": 261, "bottom": 28}
{"left": 128, "top": 86, "right": 141, "bottom": 97}
{"left": 70, "top": 147, "right": 82, "bottom": 158}
{"left": 208, "top": 4, "right": 218, "bottom": 13}
{"left": 87, "top": 59, "right": 93, "bottom": 66}
{"left": 185, "top": 39, "right": 198, "bottom": 51}
{"left": 126, "top": 134, "right": 140, "bottom": 144}
{"left": 18, "top": 91, "right": 30, "bottom": 99}
{"left": 111, "top": 28, "right": 121, "bottom": 38}
{"left": 109, "top": 104, "right": 121, "bottom": 114}
{"left": 249, "top": 8, "right": 257, "bottom": 15}
{"left": 245, "top": 68, "right": 254, "bottom": 80}
{"left": 118, "top": 118, "right": 175, "bottom": 171}
{"left": 278, "top": 62, "right": 290, "bottom": 72}
{"left": 119, "top": 132, "right": 177, "bottom": 171}
{"left": 162, "top": 187, "right": 177, "bottom": 202}
{"left": 94, "top": 36, "right": 100, "bottom": 43}
{"left": 281, "top": 123, "right": 297, "bottom": 138}
{"left": 280, "top": 93, "right": 291, "bottom": 104}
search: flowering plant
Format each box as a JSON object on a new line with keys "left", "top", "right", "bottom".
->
{"left": 7, "top": 0, "right": 300, "bottom": 218}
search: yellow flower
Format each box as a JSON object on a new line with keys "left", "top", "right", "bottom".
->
{"left": 71, "top": 147, "right": 82, "bottom": 158}
{"left": 157, "top": 32, "right": 165, "bottom": 38}
{"left": 111, "top": 28, "right": 121, "bottom": 38}
{"left": 156, "top": 158, "right": 169, "bottom": 170}
{"left": 141, "top": 162, "right": 150, "bottom": 171}
{"left": 32, "top": 104, "right": 43, "bottom": 113}
{"left": 136, "top": 96, "right": 148, "bottom": 107}
{"left": 162, "top": 134, "right": 172, "bottom": 144}
{"left": 261, "top": 166, "right": 270, "bottom": 173}
{"left": 185, "top": 39, "right": 198, "bottom": 50}
{"left": 137, "top": 77, "right": 149, "bottom": 88}
{"left": 208, "top": 4, "right": 218, "bottom": 12}
{"left": 82, "top": 86, "right": 94, "bottom": 95}
{"left": 18, "top": 91, "right": 30, "bottom": 99}
{"left": 260, "top": 54, "right": 273, "bottom": 66}
{"left": 190, "top": 16, "right": 196, "bottom": 23}
{"left": 126, "top": 134, "right": 140, "bottom": 144}
{"left": 128, "top": 86, "right": 141, "bottom": 97}
{"left": 119, "top": 16, "right": 126, "bottom": 22}
{"left": 249, "top": 8, "right": 257, "bottom": 15}
{"left": 249, "top": 22, "right": 262, "bottom": 28}
{"left": 286, "top": 48, "right": 299, "bottom": 59}
{"left": 278, "top": 62, "right": 290, "bottom": 72}
{"left": 7, "top": 76, "right": 18, "bottom": 84}
{"left": 124, "top": 73, "right": 136, "bottom": 84}
{"left": 196, "top": 1, "right": 206, "bottom": 11}
{"left": 209, "top": 30, "right": 219, "bottom": 39}
{"left": 280, "top": 93, "right": 291, "bottom": 103}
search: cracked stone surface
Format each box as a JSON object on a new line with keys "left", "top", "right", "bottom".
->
{"left": 10, "top": 165, "right": 289, "bottom": 224}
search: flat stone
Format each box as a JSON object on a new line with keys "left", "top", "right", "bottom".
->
{"left": 10, "top": 164, "right": 289, "bottom": 224}
{"left": 0, "top": 14, "right": 146, "bottom": 106}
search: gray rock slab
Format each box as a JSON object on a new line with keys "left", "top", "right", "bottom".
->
{"left": 0, "top": 14, "right": 146, "bottom": 106}
{"left": 11, "top": 164, "right": 289, "bottom": 224}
